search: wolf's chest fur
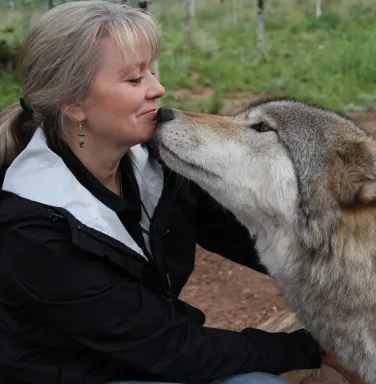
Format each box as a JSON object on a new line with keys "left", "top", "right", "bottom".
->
{"left": 251, "top": 223, "right": 376, "bottom": 384}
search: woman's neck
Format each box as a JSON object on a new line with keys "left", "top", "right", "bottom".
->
{"left": 63, "top": 132, "right": 129, "bottom": 195}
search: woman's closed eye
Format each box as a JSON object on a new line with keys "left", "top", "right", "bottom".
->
{"left": 127, "top": 72, "right": 156, "bottom": 84}
{"left": 127, "top": 76, "right": 144, "bottom": 84}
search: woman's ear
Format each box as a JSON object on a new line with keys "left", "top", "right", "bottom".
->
{"left": 60, "top": 104, "right": 86, "bottom": 123}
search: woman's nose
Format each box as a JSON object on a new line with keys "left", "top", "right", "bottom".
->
{"left": 147, "top": 74, "right": 165, "bottom": 100}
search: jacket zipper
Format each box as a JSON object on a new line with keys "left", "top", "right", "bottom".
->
{"left": 48, "top": 209, "right": 64, "bottom": 221}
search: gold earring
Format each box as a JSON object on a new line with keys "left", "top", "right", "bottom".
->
{"left": 78, "top": 119, "right": 85, "bottom": 148}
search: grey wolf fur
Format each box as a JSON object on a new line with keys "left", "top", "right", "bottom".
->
{"left": 156, "top": 99, "right": 376, "bottom": 383}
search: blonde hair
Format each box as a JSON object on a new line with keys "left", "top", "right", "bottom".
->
{"left": 0, "top": 0, "right": 161, "bottom": 167}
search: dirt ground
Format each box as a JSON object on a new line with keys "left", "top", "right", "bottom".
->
{"left": 179, "top": 111, "right": 376, "bottom": 384}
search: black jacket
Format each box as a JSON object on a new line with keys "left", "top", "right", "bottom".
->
{"left": 0, "top": 133, "right": 322, "bottom": 384}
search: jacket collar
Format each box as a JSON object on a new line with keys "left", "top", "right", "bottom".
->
{"left": 2, "top": 127, "right": 164, "bottom": 259}
{"left": 48, "top": 137, "right": 137, "bottom": 213}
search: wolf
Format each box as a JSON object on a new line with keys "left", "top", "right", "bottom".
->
{"left": 155, "top": 99, "right": 376, "bottom": 383}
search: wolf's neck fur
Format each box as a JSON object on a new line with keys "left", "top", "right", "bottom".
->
{"left": 236, "top": 211, "right": 302, "bottom": 280}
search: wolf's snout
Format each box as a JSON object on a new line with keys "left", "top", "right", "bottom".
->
{"left": 156, "top": 107, "right": 176, "bottom": 123}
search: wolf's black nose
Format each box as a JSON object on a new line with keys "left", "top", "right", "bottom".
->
{"left": 156, "top": 107, "right": 175, "bottom": 123}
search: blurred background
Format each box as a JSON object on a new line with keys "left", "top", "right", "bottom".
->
{"left": 1, "top": 0, "right": 375, "bottom": 118}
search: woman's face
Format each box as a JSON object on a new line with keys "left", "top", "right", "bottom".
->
{"left": 77, "top": 36, "right": 165, "bottom": 149}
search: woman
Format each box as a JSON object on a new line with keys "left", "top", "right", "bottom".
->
{"left": 0, "top": 2, "right": 361, "bottom": 384}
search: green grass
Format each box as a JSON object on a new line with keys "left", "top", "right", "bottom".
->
{"left": 153, "top": 0, "right": 376, "bottom": 113}
{"left": 1, "top": 0, "right": 376, "bottom": 114}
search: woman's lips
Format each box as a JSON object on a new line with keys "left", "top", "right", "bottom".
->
{"left": 139, "top": 108, "right": 157, "bottom": 116}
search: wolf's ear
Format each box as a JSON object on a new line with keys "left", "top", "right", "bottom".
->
{"left": 333, "top": 141, "right": 376, "bottom": 206}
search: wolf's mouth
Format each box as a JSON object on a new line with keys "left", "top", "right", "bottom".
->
{"left": 159, "top": 142, "right": 219, "bottom": 179}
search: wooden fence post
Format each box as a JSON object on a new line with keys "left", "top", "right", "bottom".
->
{"left": 316, "top": 0, "right": 322, "bottom": 18}
{"left": 257, "top": 0, "right": 265, "bottom": 57}
{"left": 185, "top": 0, "right": 195, "bottom": 48}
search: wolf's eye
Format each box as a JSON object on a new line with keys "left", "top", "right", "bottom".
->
{"left": 249, "top": 122, "right": 272, "bottom": 133}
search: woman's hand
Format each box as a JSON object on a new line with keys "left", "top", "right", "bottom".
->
{"left": 322, "top": 349, "right": 365, "bottom": 384}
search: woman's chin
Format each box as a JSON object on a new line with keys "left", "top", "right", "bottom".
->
{"left": 139, "top": 124, "right": 158, "bottom": 142}
{"left": 116, "top": 124, "right": 157, "bottom": 147}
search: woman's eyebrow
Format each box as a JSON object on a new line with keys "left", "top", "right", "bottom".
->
{"left": 118, "top": 61, "right": 147, "bottom": 77}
